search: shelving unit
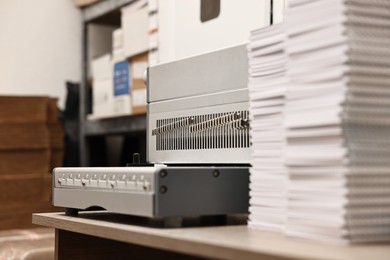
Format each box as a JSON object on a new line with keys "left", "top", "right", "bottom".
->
{"left": 79, "top": 0, "right": 146, "bottom": 166}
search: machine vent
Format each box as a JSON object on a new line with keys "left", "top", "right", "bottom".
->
{"left": 153, "top": 111, "right": 250, "bottom": 151}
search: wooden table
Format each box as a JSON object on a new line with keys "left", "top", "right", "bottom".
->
{"left": 32, "top": 212, "right": 390, "bottom": 260}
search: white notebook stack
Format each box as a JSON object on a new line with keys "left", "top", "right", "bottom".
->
{"left": 248, "top": 24, "right": 289, "bottom": 232}
{"left": 284, "top": 0, "right": 390, "bottom": 243}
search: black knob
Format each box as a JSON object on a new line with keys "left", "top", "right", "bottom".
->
{"left": 133, "top": 153, "right": 141, "bottom": 164}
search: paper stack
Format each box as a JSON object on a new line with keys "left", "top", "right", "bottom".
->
{"left": 248, "top": 24, "right": 289, "bottom": 232}
{"left": 284, "top": 0, "right": 390, "bottom": 243}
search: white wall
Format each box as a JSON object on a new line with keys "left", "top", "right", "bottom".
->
{"left": 0, "top": 0, "right": 82, "bottom": 109}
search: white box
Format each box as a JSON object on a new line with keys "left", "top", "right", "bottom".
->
{"left": 130, "top": 52, "right": 148, "bottom": 115}
{"left": 132, "top": 60, "right": 148, "bottom": 80}
{"left": 158, "top": 0, "right": 271, "bottom": 63}
{"left": 149, "top": 12, "right": 158, "bottom": 32}
{"left": 92, "top": 77, "right": 114, "bottom": 118}
{"left": 121, "top": 5, "right": 149, "bottom": 58}
{"left": 132, "top": 88, "right": 147, "bottom": 108}
{"left": 91, "top": 54, "right": 112, "bottom": 80}
{"left": 112, "top": 47, "right": 126, "bottom": 63}
{"left": 113, "top": 95, "right": 132, "bottom": 115}
{"left": 148, "top": 31, "right": 158, "bottom": 50}
{"left": 112, "top": 28, "right": 123, "bottom": 49}
{"left": 148, "top": 49, "right": 159, "bottom": 66}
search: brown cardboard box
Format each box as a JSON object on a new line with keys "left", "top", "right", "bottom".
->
{"left": 0, "top": 201, "right": 59, "bottom": 230}
{"left": 0, "top": 124, "right": 50, "bottom": 150}
{"left": 0, "top": 174, "right": 44, "bottom": 204}
{"left": 47, "top": 98, "right": 59, "bottom": 123}
{"left": 0, "top": 96, "right": 62, "bottom": 231}
{"left": 47, "top": 98, "right": 64, "bottom": 171}
{"left": 50, "top": 149, "right": 64, "bottom": 170}
{"left": 0, "top": 149, "right": 50, "bottom": 174}
{"left": 0, "top": 173, "right": 60, "bottom": 230}
{"left": 42, "top": 174, "right": 53, "bottom": 203}
{"left": 130, "top": 52, "right": 148, "bottom": 115}
{"left": 48, "top": 123, "right": 64, "bottom": 149}
{"left": 0, "top": 96, "right": 49, "bottom": 124}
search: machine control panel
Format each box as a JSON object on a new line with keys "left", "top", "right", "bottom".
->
{"left": 54, "top": 167, "right": 157, "bottom": 193}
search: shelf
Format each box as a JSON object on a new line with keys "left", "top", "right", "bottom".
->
{"left": 33, "top": 212, "right": 390, "bottom": 260}
{"left": 82, "top": 0, "right": 135, "bottom": 23}
{"left": 84, "top": 114, "right": 146, "bottom": 136}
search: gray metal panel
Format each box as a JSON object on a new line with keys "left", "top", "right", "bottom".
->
{"left": 53, "top": 166, "right": 162, "bottom": 217}
{"left": 52, "top": 165, "right": 249, "bottom": 218}
{"left": 148, "top": 102, "right": 250, "bottom": 164}
{"left": 148, "top": 44, "right": 248, "bottom": 103}
{"left": 154, "top": 167, "right": 249, "bottom": 217}
{"left": 53, "top": 188, "right": 154, "bottom": 217}
{"left": 53, "top": 167, "right": 159, "bottom": 189}
{"left": 148, "top": 89, "right": 249, "bottom": 114}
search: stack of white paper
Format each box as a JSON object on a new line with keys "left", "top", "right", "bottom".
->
{"left": 248, "top": 24, "right": 289, "bottom": 232}
{"left": 284, "top": 0, "right": 390, "bottom": 243}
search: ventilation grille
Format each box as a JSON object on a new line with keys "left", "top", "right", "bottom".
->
{"left": 153, "top": 111, "right": 250, "bottom": 151}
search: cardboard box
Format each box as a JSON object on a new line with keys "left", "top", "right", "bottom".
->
{"left": 0, "top": 173, "right": 58, "bottom": 229}
{"left": 50, "top": 149, "right": 64, "bottom": 170}
{"left": 0, "top": 201, "right": 59, "bottom": 230}
{"left": 112, "top": 28, "right": 123, "bottom": 50}
{"left": 130, "top": 53, "right": 148, "bottom": 115}
{"left": 112, "top": 29, "right": 125, "bottom": 63}
{"left": 0, "top": 174, "right": 44, "bottom": 204}
{"left": 122, "top": 5, "right": 149, "bottom": 58}
{"left": 48, "top": 123, "right": 64, "bottom": 170}
{"left": 0, "top": 96, "right": 49, "bottom": 124}
{"left": 48, "top": 123, "right": 64, "bottom": 149}
{"left": 91, "top": 54, "right": 112, "bottom": 80}
{"left": 42, "top": 174, "right": 53, "bottom": 202}
{"left": 91, "top": 54, "right": 117, "bottom": 118}
{"left": 112, "top": 47, "right": 126, "bottom": 63}
{"left": 0, "top": 149, "right": 50, "bottom": 174}
{"left": 92, "top": 77, "right": 114, "bottom": 118}
{"left": 47, "top": 98, "right": 59, "bottom": 123}
{"left": 0, "top": 124, "right": 50, "bottom": 150}
{"left": 0, "top": 96, "right": 62, "bottom": 231}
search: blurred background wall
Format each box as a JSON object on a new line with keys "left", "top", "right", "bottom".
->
{"left": 0, "top": 0, "right": 82, "bottom": 109}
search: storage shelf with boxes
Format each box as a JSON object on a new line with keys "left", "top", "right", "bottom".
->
{"left": 80, "top": 0, "right": 150, "bottom": 166}
{"left": 89, "top": 0, "right": 149, "bottom": 119}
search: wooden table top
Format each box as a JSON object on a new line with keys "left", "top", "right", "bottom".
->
{"left": 33, "top": 212, "right": 390, "bottom": 260}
